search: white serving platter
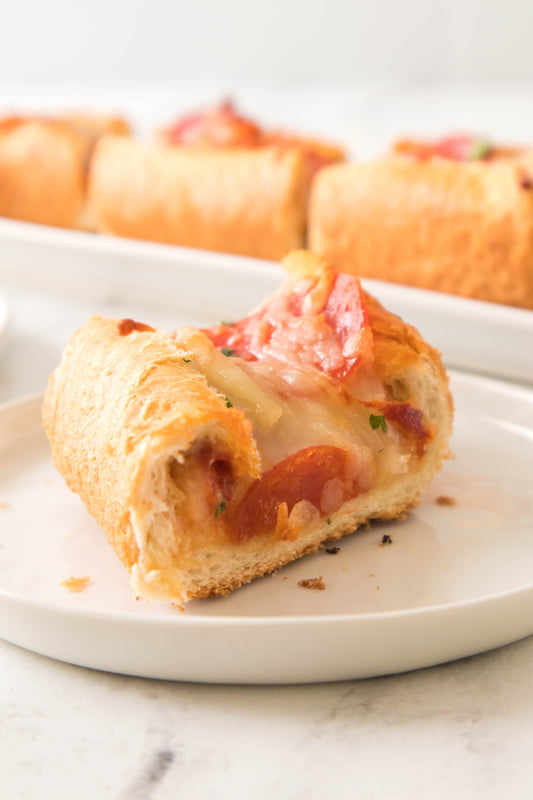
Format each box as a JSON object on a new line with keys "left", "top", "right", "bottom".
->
{"left": 0, "top": 372, "right": 532, "bottom": 684}
{"left": 0, "top": 293, "right": 8, "bottom": 353}
{"left": 0, "top": 218, "right": 531, "bottom": 385}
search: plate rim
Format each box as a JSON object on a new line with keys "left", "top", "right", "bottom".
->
{"left": 2, "top": 575, "right": 533, "bottom": 629}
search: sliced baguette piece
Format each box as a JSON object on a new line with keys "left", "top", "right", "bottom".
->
{"left": 86, "top": 135, "right": 308, "bottom": 259}
{"left": 0, "top": 114, "right": 130, "bottom": 230}
{"left": 309, "top": 155, "right": 533, "bottom": 309}
{"left": 43, "top": 253, "right": 453, "bottom": 604}
{"left": 0, "top": 119, "right": 87, "bottom": 229}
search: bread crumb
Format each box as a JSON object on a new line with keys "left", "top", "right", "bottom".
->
{"left": 0, "top": 501, "right": 8, "bottom": 509}
{"left": 436, "top": 495, "right": 457, "bottom": 506}
{"left": 172, "top": 602, "right": 185, "bottom": 613}
{"left": 61, "top": 576, "right": 91, "bottom": 592}
{"left": 298, "top": 577, "right": 326, "bottom": 591}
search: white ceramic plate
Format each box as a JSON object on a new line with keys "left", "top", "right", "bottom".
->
{"left": 0, "top": 372, "right": 532, "bottom": 684}
{"left": 0, "top": 218, "right": 531, "bottom": 384}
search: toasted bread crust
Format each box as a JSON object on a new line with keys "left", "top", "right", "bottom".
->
{"left": 309, "top": 156, "right": 533, "bottom": 309}
{"left": 0, "top": 114, "right": 130, "bottom": 230}
{"left": 43, "top": 316, "right": 260, "bottom": 596}
{"left": 0, "top": 120, "right": 87, "bottom": 228}
{"left": 87, "top": 135, "right": 308, "bottom": 259}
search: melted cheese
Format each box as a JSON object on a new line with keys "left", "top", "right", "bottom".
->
{"left": 179, "top": 333, "right": 413, "bottom": 489}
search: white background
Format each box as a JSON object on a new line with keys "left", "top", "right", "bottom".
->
{"left": 0, "top": 0, "right": 532, "bottom": 158}
{"left": 0, "top": 0, "right": 532, "bottom": 85}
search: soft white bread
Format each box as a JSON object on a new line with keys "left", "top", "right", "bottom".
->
{"left": 43, "top": 253, "right": 453, "bottom": 604}
{"left": 86, "top": 135, "right": 308, "bottom": 259}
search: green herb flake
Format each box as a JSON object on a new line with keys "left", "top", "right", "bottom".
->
{"left": 221, "top": 348, "right": 236, "bottom": 357}
{"left": 214, "top": 501, "right": 226, "bottom": 518}
{"left": 225, "top": 397, "right": 233, "bottom": 408}
{"left": 369, "top": 414, "right": 388, "bottom": 433}
{"left": 220, "top": 320, "right": 235, "bottom": 326}
{"left": 469, "top": 139, "right": 492, "bottom": 161}
{"left": 182, "top": 358, "right": 191, "bottom": 363}
{"left": 327, "top": 518, "right": 332, "bottom": 525}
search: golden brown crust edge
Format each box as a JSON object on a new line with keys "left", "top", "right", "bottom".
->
{"left": 86, "top": 135, "right": 308, "bottom": 259}
{"left": 0, "top": 115, "right": 131, "bottom": 230}
{"left": 0, "top": 120, "right": 87, "bottom": 229}
{"left": 42, "top": 316, "right": 261, "bottom": 588}
{"left": 308, "top": 156, "right": 533, "bottom": 309}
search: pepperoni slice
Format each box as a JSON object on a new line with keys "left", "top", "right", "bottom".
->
{"left": 231, "top": 445, "right": 356, "bottom": 542}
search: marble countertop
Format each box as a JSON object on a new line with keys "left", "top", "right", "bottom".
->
{"left": 1, "top": 83, "right": 533, "bottom": 799}
{"left": 4, "top": 633, "right": 533, "bottom": 800}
